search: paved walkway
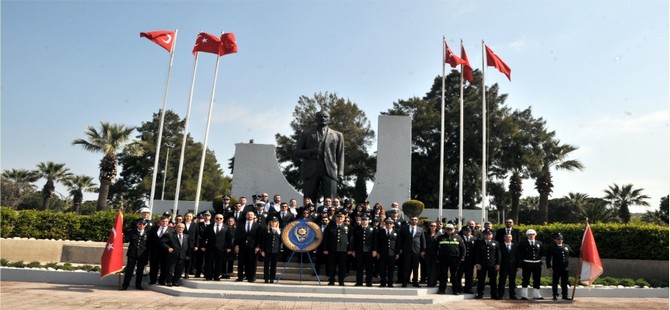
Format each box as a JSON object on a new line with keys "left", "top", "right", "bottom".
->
{"left": 1, "top": 281, "right": 668, "bottom": 310}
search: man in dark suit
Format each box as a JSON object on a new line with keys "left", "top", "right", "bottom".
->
{"left": 498, "top": 233, "right": 521, "bottom": 299}
{"left": 227, "top": 203, "right": 246, "bottom": 225}
{"left": 182, "top": 212, "right": 199, "bottom": 279}
{"left": 457, "top": 226, "right": 477, "bottom": 294}
{"left": 474, "top": 230, "right": 501, "bottom": 299}
{"left": 148, "top": 216, "right": 173, "bottom": 285}
{"left": 397, "top": 216, "right": 425, "bottom": 287}
{"left": 193, "top": 211, "right": 212, "bottom": 278}
{"left": 203, "top": 214, "right": 233, "bottom": 281}
{"left": 496, "top": 218, "right": 521, "bottom": 244}
{"left": 121, "top": 219, "right": 150, "bottom": 290}
{"left": 546, "top": 233, "right": 575, "bottom": 300}
{"left": 295, "top": 110, "right": 344, "bottom": 204}
{"left": 162, "top": 223, "right": 191, "bottom": 286}
{"left": 350, "top": 215, "right": 376, "bottom": 287}
{"left": 235, "top": 211, "right": 262, "bottom": 282}
{"left": 323, "top": 213, "right": 352, "bottom": 286}
{"left": 374, "top": 217, "right": 399, "bottom": 287}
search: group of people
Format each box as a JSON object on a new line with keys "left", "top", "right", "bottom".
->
{"left": 121, "top": 194, "right": 575, "bottom": 302}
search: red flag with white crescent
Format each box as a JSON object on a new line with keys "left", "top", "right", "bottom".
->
{"left": 140, "top": 30, "right": 176, "bottom": 53}
{"left": 580, "top": 222, "right": 603, "bottom": 288}
{"left": 100, "top": 210, "right": 124, "bottom": 278}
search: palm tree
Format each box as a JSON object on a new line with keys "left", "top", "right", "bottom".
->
{"left": 1, "top": 168, "right": 39, "bottom": 208}
{"left": 603, "top": 183, "right": 651, "bottom": 223}
{"left": 35, "top": 162, "right": 73, "bottom": 210}
{"left": 72, "top": 122, "right": 135, "bottom": 211}
{"left": 533, "top": 139, "right": 584, "bottom": 223}
{"left": 64, "top": 175, "right": 98, "bottom": 214}
{"left": 575, "top": 198, "right": 618, "bottom": 223}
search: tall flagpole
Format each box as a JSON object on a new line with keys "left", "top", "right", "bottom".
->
{"left": 193, "top": 32, "right": 224, "bottom": 214}
{"left": 438, "top": 36, "right": 446, "bottom": 222}
{"left": 173, "top": 52, "right": 200, "bottom": 216}
{"left": 481, "top": 40, "right": 487, "bottom": 223}
{"left": 458, "top": 39, "right": 465, "bottom": 230}
{"left": 149, "top": 29, "right": 178, "bottom": 213}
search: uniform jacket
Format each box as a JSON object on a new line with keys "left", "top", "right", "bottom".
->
{"left": 350, "top": 225, "right": 375, "bottom": 253}
{"left": 375, "top": 227, "right": 398, "bottom": 256}
{"left": 323, "top": 223, "right": 352, "bottom": 252}
{"left": 519, "top": 239, "right": 544, "bottom": 262}
{"left": 261, "top": 227, "right": 282, "bottom": 254}
{"left": 124, "top": 229, "right": 149, "bottom": 259}
{"left": 461, "top": 234, "right": 477, "bottom": 264}
{"left": 546, "top": 243, "right": 574, "bottom": 271}
{"left": 474, "top": 239, "right": 501, "bottom": 267}
{"left": 435, "top": 233, "right": 466, "bottom": 260}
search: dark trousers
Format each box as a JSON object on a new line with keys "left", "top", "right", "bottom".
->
{"left": 400, "top": 252, "right": 420, "bottom": 284}
{"left": 327, "top": 251, "right": 348, "bottom": 284}
{"left": 552, "top": 268, "right": 570, "bottom": 297}
{"left": 498, "top": 267, "right": 518, "bottom": 298}
{"left": 378, "top": 255, "right": 396, "bottom": 286}
{"left": 438, "top": 256, "right": 461, "bottom": 292}
{"left": 457, "top": 262, "right": 475, "bottom": 292}
{"left": 165, "top": 255, "right": 185, "bottom": 284}
{"left": 355, "top": 251, "right": 373, "bottom": 285}
{"left": 237, "top": 247, "right": 258, "bottom": 281}
{"left": 476, "top": 265, "right": 498, "bottom": 298}
{"left": 521, "top": 262, "right": 542, "bottom": 289}
{"left": 424, "top": 255, "right": 437, "bottom": 287}
{"left": 314, "top": 249, "right": 327, "bottom": 275}
{"left": 263, "top": 253, "right": 279, "bottom": 281}
{"left": 193, "top": 249, "right": 206, "bottom": 276}
{"left": 149, "top": 250, "right": 167, "bottom": 284}
{"left": 204, "top": 250, "right": 226, "bottom": 280}
{"left": 122, "top": 256, "right": 147, "bottom": 288}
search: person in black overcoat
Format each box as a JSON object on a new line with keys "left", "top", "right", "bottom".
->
{"left": 121, "top": 219, "right": 150, "bottom": 290}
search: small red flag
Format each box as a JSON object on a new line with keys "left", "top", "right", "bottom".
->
{"left": 485, "top": 45, "right": 511, "bottom": 81}
{"left": 580, "top": 222, "right": 603, "bottom": 287}
{"left": 460, "top": 44, "right": 473, "bottom": 82}
{"left": 220, "top": 33, "right": 238, "bottom": 56}
{"left": 100, "top": 210, "right": 124, "bottom": 278}
{"left": 444, "top": 41, "right": 466, "bottom": 68}
{"left": 192, "top": 32, "right": 223, "bottom": 56}
{"left": 140, "top": 30, "right": 175, "bottom": 53}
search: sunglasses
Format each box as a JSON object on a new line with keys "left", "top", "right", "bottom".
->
{"left": 215, "top": 217, "right": 223, "bottom": 220}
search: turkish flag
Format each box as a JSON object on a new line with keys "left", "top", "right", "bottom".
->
{"left": 140, "top": 30, "right": 175, "bottom": 53}
{"left": 192, "top": 32, "right": 223, "bottom": 56}
{"left": 460, "top": 44, "right": 473, "bottom": 82}
{"left": 100, "top": 210, "right": 124, "bottom": 278}
{"left": 580, "top": 222, "right": 603, "bottom": 287}
{"left": 444, "top": 41, "right": 466, "bottom": 68}
{"left": 485, "top": 45, "right": 511, "bottom": 81}
{"left": 220, "top": 33, "right": 238, "bottom": 56}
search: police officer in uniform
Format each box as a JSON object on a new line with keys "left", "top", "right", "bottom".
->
{"left": 373, "top": 217, "right": 399, "bottom": 287}
{"left": 121, "top": 219, "right": 150, "bottom": 290}
{"left": 546, "top": 233, "right": 574, "bottom": 300}
{"left": 261, "top": 216, "right": 282, "bottom": 283}
{"left": 474, "top": 229, "right": 501, "bottom": 299}
{"left": 351, "top": 215, "right": 376, "bottom": 286}
{"left": 323, "top": 212, "right": 352, "bottom": 286}
{"left": 435, "top": 223, "right": 465, "bottom": 295}
{"left": 457, "top": 226, "right": 477, "bottom": 294}
{"left": 519, "top": 228, "right": 544, "bottom": 300}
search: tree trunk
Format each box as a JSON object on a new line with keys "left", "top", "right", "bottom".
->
{"left": 509, "top": 173, "right": 522, "bottom": 223}
{"left": 97, "top": 178, "right": 112, "bottom": 211}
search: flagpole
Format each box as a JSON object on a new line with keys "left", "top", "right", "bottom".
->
{"left": 438, "top": 36, "right": 446, "bottom": 222}
{"left": 572, "top": 217, "right": 589, "bottom": 300}
{"left": 173, "top": 52, "right": 200, "bottom": 216}
{"left": 148, "top": 29, "right": 178, "bottom": 213}
{"left": 194, "top": 32, "right": 224, "bottom": 214}
{"left": 458, "top": 39, "right": 465, "bottom": 230}
{"left": 481, "top": 40, "right": 487, "bottom": 223}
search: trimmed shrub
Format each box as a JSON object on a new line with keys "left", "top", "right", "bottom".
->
{"left": 402, "top": 200, "right": 424, "bottom": 218}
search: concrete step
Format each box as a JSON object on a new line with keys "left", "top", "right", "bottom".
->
{"left": 149, "top": 279, "right": 465, "bottom": 304}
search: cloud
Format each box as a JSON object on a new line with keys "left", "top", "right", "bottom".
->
{"left": 581, "top": 110, "right": 667, "bottom": 136}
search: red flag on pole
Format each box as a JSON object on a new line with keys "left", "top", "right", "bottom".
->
{"left": 460, "top": 44, "right": 473, "bottom": 82}
{"left": 580, "top": 222, "right": 603, "bottom": 287}
{"left": 192, "top": 32, "right": 223, "bottom": 56}
{"left": 220, "top": 33, "right": 238, "bottom": 56}
{"left": 100, "top": 210, "right": 124, "bottom": 278}
{"left": 484, "top": 45, "right": 512, "bottom": 81}
{"left": 140, "top": 30, "right": 176, "bottom": 53}
{"left": 444, "top": 41, "right": 466, "bottom": 68}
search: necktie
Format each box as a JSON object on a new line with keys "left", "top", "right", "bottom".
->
{"left": 178, "top": 234, "right": 183, "bottom": 245}
{"left": 507, "top": 244, "right": 511, "bottom": 251}
{"left": 235, "top": 211, "right": 239, "bottom": 219}
{"left": 158, "top": 227, "right": 164, "bottom": 237}
{"left": 530, "top": 240, "right": 534, "bottom": 246}
{"left": 410, "top": 227, "right": 414, "bottom": 237}
{"left": 387, "top": 229, "right": 391, "bottom": 236}
{"left": 247, "top": 222, "right": 251, "bottom": 232}
{"left": 281, "top": 212, "right": 286, "bottom": 219}
{"left": 507, "top": 228, "right": 511, "bottom": 235}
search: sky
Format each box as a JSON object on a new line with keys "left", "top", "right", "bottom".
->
{"left": 2, "top": 0, "right": 668, "bottom": 213}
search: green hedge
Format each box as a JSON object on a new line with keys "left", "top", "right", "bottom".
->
{"left": 495, "top": 222, "right": 669, "bottom": 260}
{"left": 0, "top": 207, "right": 143, "bottom": 242}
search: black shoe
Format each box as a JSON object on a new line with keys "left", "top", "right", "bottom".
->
{"left": 509, "top": 296, "right": 518, "bottom": 300}
{"left": 328, "top": 282, "right": 335, "bottom": 286}
{"left": 354, "top": 283, "right": 362, "bottom": 286}
{"left": 366, "top": 283, "right": 373, "bottom": 287}
{"left": 213, "top": 278, "right": 220, "bottom": 281}
{"left": 494, "top": 296, "right": 503, "bottom": 300}
{"left": 183, "top": 275, "right": 189, "bottom": 279}
{"left": 136, "top": 286, "right": 144, "bottom": 290}
{"left": 521, "top": 297, "right": 528, "bottom": 300}
{"left": 221, "top": 274, "right": 230, "bottom": 279}
{"left": 412, "top": 283, "right": 421, "bottom": 288}
{"left": 248, "top": 279, "right": 256, "bottom": 283}
{"left": 388, "top": 284, "right": 394, "bottom": 288}
{"left": 401, "top": 283, "right": 408, "bottom": 288}
{"left": 463, "top": 289, "right": 473, "bottom": 294}
{"left": 173, "top": 283, "right": 180, "bottom": 287}
{"left": 339, "top": 283, "right": 345, "bottom": 286}
{"left": 474, "top": 295, "right": 483, "bottom": 299}
{"left": 166, "top": 283, "right": 172, "bottom": 287}
{"left": 437, "top": 290, "right": 445, "bottom": 294}
{"left": 453, "top": 291, "right": 461, "bottom": 295}
{"left": 562, "top": 296, "right": 572, "bottom": 300}
{"left": 553, "top": 296, "right": 558, "bottom": 300}
{"left": 534, "top": 297, "right": 544, "bottom": 300}
{"left": 149, "top": 281, "right": 157, "bottom": 285}
{"left": 235, "top": 278, "right": 244, "bottom": 282}
{"left": 158, "top": 281, "right": 165, "bottom": 286}
{"left": 379, "top": 283, "right": 386, "bottom": 288}
{"left": 119, "top": 286, "right": 128, "bottom": 291}
{"left": 194, "top": 275, "right": 201, "bottom": 278}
